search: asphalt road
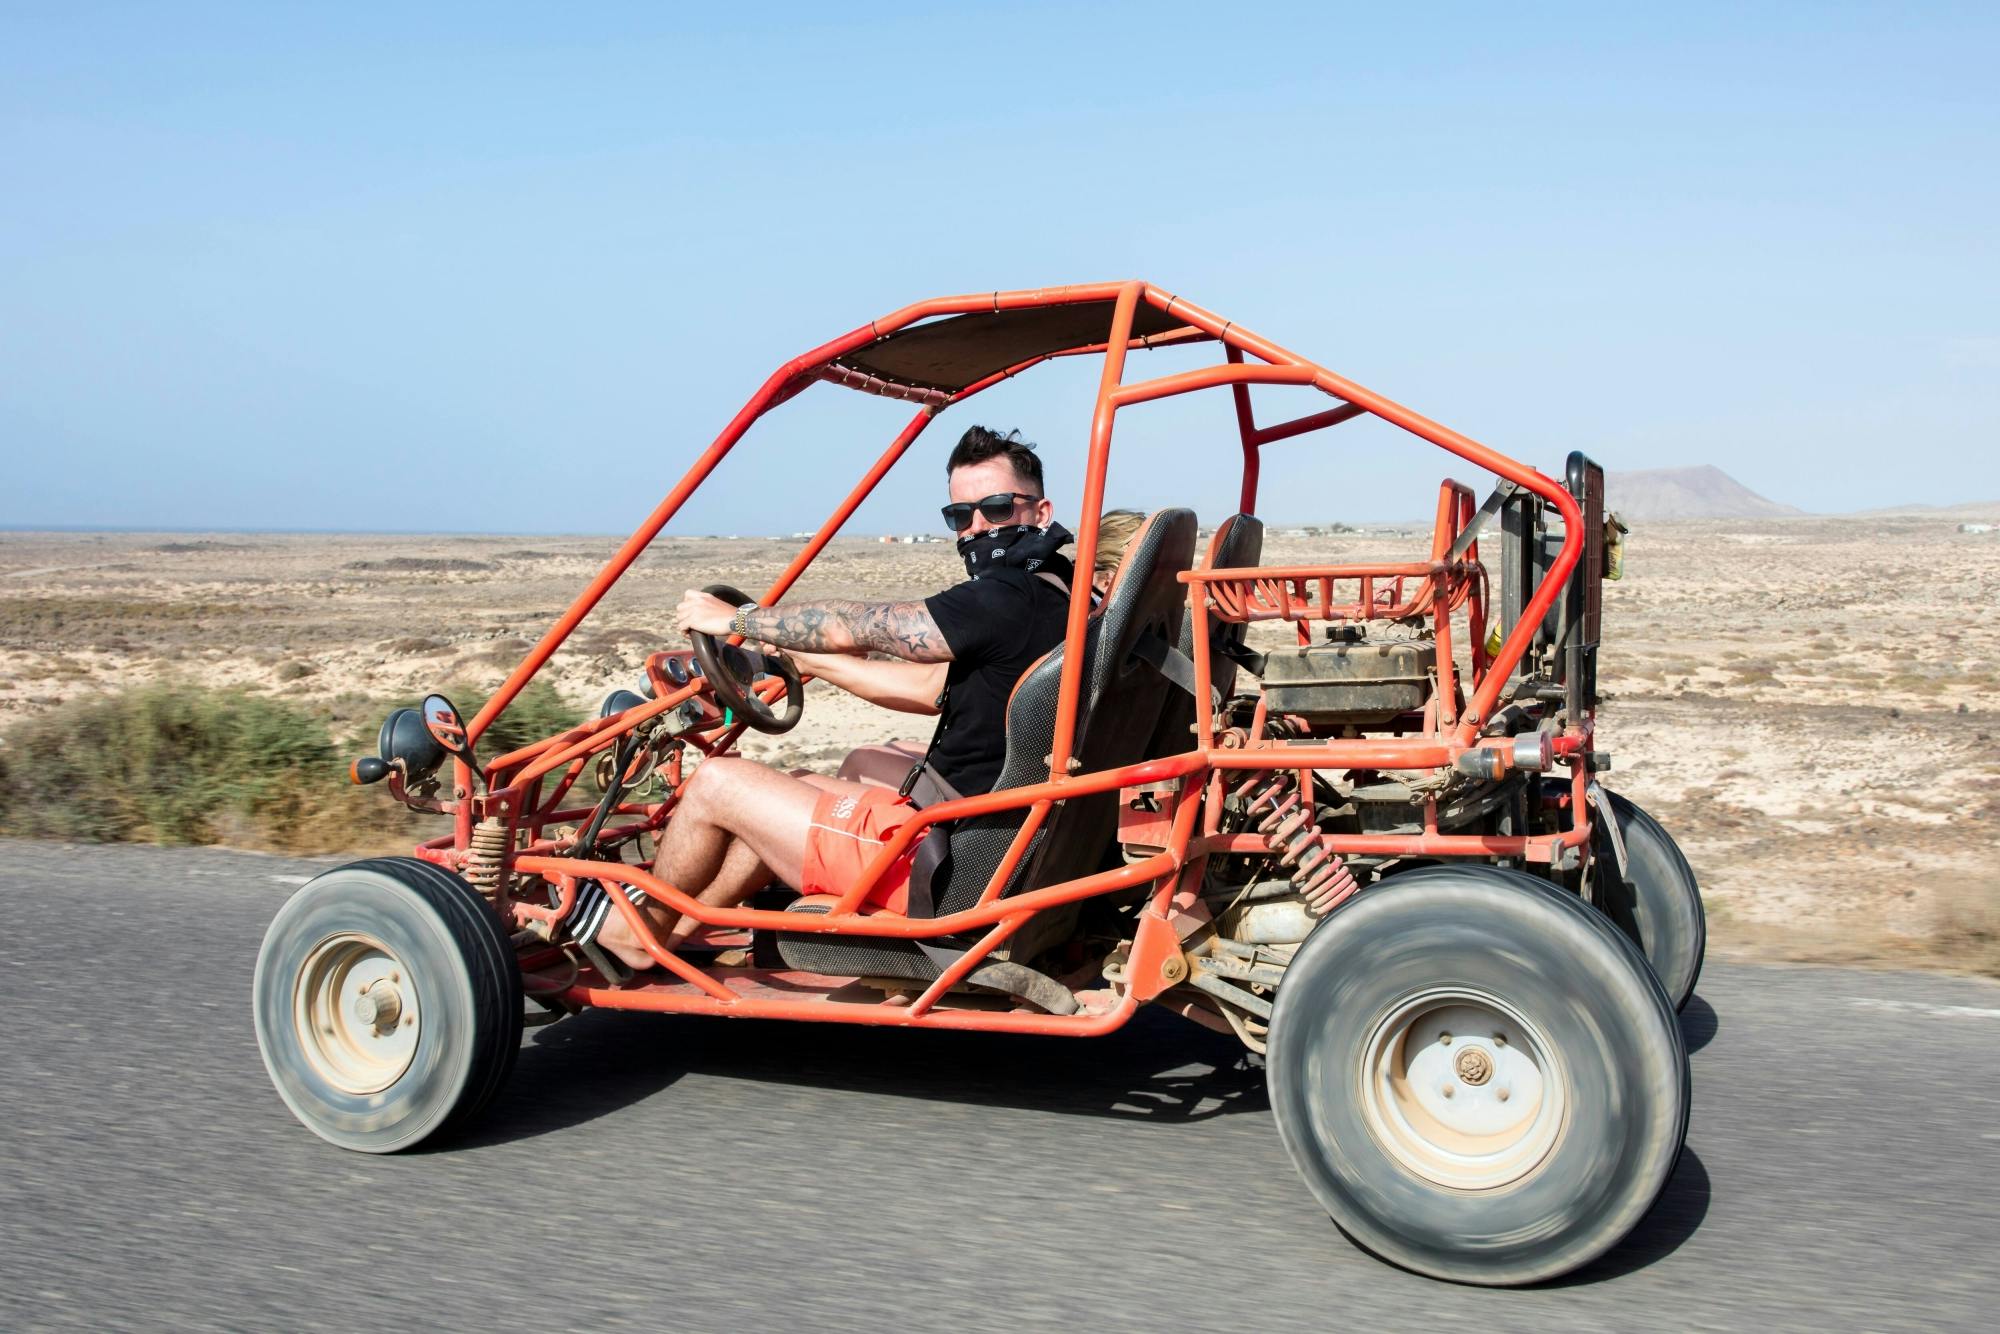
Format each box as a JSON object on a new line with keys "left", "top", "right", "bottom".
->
{"left": 2, "top": 841, "right": 1996, "bottom": 1332}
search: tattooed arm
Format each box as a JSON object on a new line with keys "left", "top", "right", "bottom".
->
{"left": 789, "top": 650, "right": 946, "bottom": 715}
{"left": 745, "top": 599, "right": 952, "bottom": 661}
{"left": 675, "top": 589, "right": 954, "bottom": 663}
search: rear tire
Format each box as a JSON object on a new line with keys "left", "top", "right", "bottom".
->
{"left": 1593, "top": 791, "right": 1705, "bottom": 1011}
{"left": 1267, "top": 864, "right": 1689, "bottom": 1286}
{"left": 253, "top": 857, "right": 522, "bottom": 1153}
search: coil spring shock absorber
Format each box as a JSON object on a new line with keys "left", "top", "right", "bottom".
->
{"left": 463, "top": 815, "right": 512, "bottom": 900}
{"left": 1232, "top": 772, "right": 1362, "bottom": 916}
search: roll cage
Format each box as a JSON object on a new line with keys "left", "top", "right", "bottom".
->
{"left": 406, "top": 280, "right": 1594, "bottom": 1034}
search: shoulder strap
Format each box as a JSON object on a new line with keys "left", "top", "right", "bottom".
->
{"left": 897, "top": 674, "right": 957, "bottom": 804}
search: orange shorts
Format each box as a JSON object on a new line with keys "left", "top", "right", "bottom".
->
{"left": 801, "top": 785, "right": 917, "bottom": 910}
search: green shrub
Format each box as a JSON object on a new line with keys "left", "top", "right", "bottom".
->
{"left": 0, "top": 677, "right": 584, "bottom": 853}
{"left": 0, "top": 684, "right": 338, "bottom": 845}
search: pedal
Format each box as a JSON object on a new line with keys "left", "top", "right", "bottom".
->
{"left": 576, "top": 937, "right": 635, "bottom": 987}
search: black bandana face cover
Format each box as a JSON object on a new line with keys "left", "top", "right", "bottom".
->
{"left": 957, "top": 521, "right": 1077, "bottom": 585}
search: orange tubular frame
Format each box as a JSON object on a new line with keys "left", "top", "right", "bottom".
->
{"left": 406, "top": 281, "right": 1593, "bottom": 1034}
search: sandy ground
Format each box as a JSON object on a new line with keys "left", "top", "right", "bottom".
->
{"left": 3, "top": 516, "right": 1996, "bottom": 966}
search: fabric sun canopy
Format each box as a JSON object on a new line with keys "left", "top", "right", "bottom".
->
{"left": 831, "top": 298, "right": 1192, "bottom": 397}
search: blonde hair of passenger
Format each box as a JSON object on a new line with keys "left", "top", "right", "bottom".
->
{"left": 1092, "top": 509, "right": 1147, "bottom": 597}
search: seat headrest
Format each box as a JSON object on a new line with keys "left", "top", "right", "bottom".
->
{"left": 1207, "top": 513, "right": 1265, "bottom": 571}
{"left": 1094, "top": 508, "right": 1197, "bottom": 682}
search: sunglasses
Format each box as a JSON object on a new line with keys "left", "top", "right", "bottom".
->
{"left": 941, "top": 492, "right": 1039, "bottom": 533}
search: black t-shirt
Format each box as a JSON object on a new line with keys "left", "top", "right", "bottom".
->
{"left": 922, "top": 569, "right": 1071, "bottom": 797}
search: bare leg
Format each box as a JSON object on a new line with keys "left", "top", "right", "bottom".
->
{"left": 595, "top": 759, "right": 872, "bottom": 970}
{"left": 654, "top": 773, "right": 863, "bottom": 946}
{"left": 644, "top": 840, "right": 770, "bottom": 951}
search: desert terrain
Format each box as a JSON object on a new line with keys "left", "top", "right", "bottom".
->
{"left": 2, "top": 514, "right": 1996, "bottom": 969}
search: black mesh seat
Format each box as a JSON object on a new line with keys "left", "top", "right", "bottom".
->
{"left": 777, "top": 509, "right": 1198, "bottom": 983}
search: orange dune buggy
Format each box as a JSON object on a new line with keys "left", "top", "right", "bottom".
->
{"left": 254, "top": 282, "right": 1702, "bottom": 1286}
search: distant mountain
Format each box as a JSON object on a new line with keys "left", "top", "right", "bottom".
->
{"left": 1605, "top": 465, "right": 1804, "bottom": 521}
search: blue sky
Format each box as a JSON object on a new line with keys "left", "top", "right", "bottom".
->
{"left": 4, "top": 3, "right": 1996, "bottom": 533}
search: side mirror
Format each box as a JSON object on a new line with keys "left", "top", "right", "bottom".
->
{"left": 421, "top": 694, "right": 472, "bottom": 757}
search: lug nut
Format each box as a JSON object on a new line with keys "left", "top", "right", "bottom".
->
{"left": 1439, "top": 1032, "right": 1452, "bottom": 1045}
{"left": 1441, "top": 1083, "right": 1456, "bottom": 1098}
{"left": 1493, "top": 1033, "right": 1507, "bottom": 1047}
{"left": 1497, "top": 1086, "right": 1511, "bottom": 1102}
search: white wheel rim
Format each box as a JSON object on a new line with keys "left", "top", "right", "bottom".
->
{"left": 1357, "top": 987, "right": 1567, "bottom": 1191}
{"left": 293, "top": 932, "right": 421, "bottom": 1095}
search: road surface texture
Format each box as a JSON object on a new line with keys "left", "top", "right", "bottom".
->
{"left": 2, "top": 840, "right": 1995, "bottom": 1332}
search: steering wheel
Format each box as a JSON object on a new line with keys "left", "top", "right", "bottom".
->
{"left": 688, "top": 583, "right": 805, "bottom": 734}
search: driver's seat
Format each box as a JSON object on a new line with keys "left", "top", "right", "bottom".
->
{"left": 776, "top": 509, "right": 1197, "bottom": 990}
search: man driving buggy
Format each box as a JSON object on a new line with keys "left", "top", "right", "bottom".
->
{"left": 577, "top": 426, "right": 1078, "bottom": 971}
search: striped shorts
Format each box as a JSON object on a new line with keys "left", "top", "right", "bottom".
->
{"left": 567, "top": 878, "right": 653, "bottom": 945}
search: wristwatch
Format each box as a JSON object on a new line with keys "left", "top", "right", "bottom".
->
{"left": 731, "top": 602, "right": 759, "bottom": 640}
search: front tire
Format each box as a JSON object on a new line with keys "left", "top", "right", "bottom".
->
{"left": 253, "top": 857, "right": 522, "bottom": 1153}
{"left": 1267, "top": 864, "right": 1689, "bottom": 1286}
